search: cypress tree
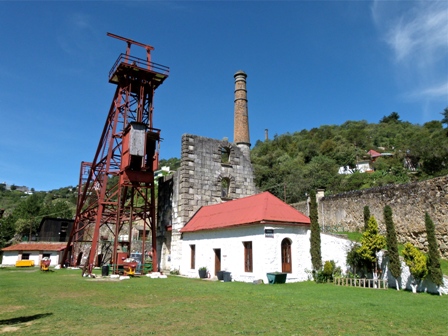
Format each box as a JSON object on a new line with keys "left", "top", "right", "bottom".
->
{"left": 425, "top": 212, "right": 443, "bottom": 287}
{"left": 309, "top": 189, "right": 322, "bottom": 271}
{"left": 363, "top": 206, "right": 370, "bottom": 232}
{"left": 384, "top": 205, "right": 401, "bottom": 289}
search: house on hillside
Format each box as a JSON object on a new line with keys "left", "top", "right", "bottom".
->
{"left": 179, "top": 192, "right": 350, "bottom": 283}
{"left": 1, "top": 242, "right": 67, "bottom": 266}
{"left": 339, "top": 149, "right": 397, "bottom": 175}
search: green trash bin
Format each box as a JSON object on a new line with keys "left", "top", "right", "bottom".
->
{"left": 266, "top": 272, "right": 287, "bottom": 284}
{"left": 101, "top": 265, "right": 109, "bottom": 276}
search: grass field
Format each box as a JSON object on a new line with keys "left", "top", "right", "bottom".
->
{"left": 1, "top": 268, "right": 447, "bottom": 335}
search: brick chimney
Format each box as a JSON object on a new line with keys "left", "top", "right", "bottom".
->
{"left": 233, "top": 70, "right": 250, "bottom": 158}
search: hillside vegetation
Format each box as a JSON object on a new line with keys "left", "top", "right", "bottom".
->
{"left": 0, "top": 186, "right": 76, "bottom": 248}
{"left": 251, "top": 112, "right": 448, "bottom": 203}
{"left": 2, "top": 111, "right": 447, "bottom": 249}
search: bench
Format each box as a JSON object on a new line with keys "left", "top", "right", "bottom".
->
{"left": 15, "top": 260, "right": 35, "bottom": 267}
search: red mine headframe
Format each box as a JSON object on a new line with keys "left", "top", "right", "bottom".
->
{"left": 62, "top": 33, "right": 169, "bottom": 275}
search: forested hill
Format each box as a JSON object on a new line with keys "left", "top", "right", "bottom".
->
{"left": 251, "top": 112, "right": 448, "bottom": 203}
{"left": 0, "top": 186, "right": 76, "bottom": 248}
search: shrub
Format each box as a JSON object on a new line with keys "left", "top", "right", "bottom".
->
{"left": 357, "top": 216, "right": 386, "bottom": 274}
{"left": 322, "top": 260, "right": 334, "bottom": 278}
{"left": 402, "top": 242, "right": 428, "bottom": 293}
{"left": 315, "top": 260, "right": 341, "bottom": 283}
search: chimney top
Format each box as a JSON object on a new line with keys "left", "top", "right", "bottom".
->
{"left": 234, "top": 70, "right": 247, "bottom": 78}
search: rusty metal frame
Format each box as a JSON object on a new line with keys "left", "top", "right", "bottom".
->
{"left": 63, "top": 33, "right": 169, "bottom": 275}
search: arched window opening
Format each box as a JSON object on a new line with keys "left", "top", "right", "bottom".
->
{"left": 281, "top": 238, "right": 292, "bottom": 273}
{"left": 221, "top": 178, "right": 230, "bottom": 198}
{"left": 221, "top": 147, "right": 231, "bottom": 164}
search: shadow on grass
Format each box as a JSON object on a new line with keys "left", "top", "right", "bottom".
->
{"left": 0, "top": 313, "right": 53, "bottom": 325}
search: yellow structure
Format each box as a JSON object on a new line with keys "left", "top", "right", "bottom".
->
{"left": 15, "top": 260, "right": 35, "bottom": 267}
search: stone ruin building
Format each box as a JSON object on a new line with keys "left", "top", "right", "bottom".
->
{"left": 157, "top": 70, "right": 258, "bottom": 272}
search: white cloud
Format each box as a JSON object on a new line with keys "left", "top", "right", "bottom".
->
{"left": 406, "top": 81, "right": 448, "bottom": 100}
{"left": 57, "top": 13, "right": 101, "bottom": 58}
{"left": 372, "top": 0, "right": 448, "bottom": 101}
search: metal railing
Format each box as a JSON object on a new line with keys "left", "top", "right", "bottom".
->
{"left": 109, "top": 53, "right": 170, "bottom": 79}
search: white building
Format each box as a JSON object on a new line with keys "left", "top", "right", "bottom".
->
{"left": 179, "top": 192, "right": 351, "bottom": 283}
{"left": 1, "top": 243, "right": 67, "bottom": 266}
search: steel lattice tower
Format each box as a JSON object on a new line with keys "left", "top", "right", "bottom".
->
{"left": 62, "top": 33, "right": 169, "bottom": 275}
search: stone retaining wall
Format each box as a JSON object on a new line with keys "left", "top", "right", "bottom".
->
{"left": 292, "top": 176, "right": 448, "bottom": 258}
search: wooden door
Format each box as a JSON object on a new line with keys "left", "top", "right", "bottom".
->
{"left": 281, "top": 239, "right": 292, "bottom": 273}
{"left": 214, "top": 249, "right": 221, "bottom": 275}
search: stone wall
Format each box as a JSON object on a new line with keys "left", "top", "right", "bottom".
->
{"left": 292, "top": 176, "right": 448, "bottom": 258}
{"left": 157, "top": 134, "right": 257, "bottom": 271}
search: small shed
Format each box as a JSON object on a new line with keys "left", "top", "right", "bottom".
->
{"left": 179, "top": 191, "right": 350, "bottom": 283}
{"left": 1, "top": 243, "right": 67, "bottom": 266}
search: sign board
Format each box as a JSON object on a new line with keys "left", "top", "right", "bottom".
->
{"left": 264, "top": 229, "right": 274, "bottom": 238}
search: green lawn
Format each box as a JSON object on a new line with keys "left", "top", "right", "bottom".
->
{"left": 1, "top": 268, "right": 447, "bottom": 335}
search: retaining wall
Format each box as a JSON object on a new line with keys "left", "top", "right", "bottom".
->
{"left": 292, "top": 176, "right": 448, "bottom": 258}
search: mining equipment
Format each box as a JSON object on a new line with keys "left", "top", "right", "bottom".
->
{"left": 62, "top": 33, "right": 169, "bottom": 276}
{"left": 40, "top": 257, "right": 51, "bottom": 271}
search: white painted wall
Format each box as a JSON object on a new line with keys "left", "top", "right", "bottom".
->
{"left": 1, "top": 252, "right": 18, "bottom": 265}
{"left": 378, "top": 250, "right": 448, "bottom": 294}
{"left": 321, "top": 233, "right": 352, "bottom": 273}
{"left": 181, "top": 225, "right": 351, "bottom": 283}
{"left": 1, "top": 251, "right": 61, "bottom": 266}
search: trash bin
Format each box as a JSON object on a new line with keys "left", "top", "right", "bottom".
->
{"left": 266, "top": 272, "right": 287, "bottom": 284}
{"left": 102, "top": 265, "right": 109, "bottom": 276}
{"left": 223, "top": 271, "right": 232, "bottom": 282}
{"left": 217, "top": 271, "right": 224, "bottom": 281}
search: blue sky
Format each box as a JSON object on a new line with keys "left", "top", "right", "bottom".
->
{"left": 1, "top": 0, "right": 447, "bottom": 191}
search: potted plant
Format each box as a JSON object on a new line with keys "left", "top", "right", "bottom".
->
{"left": 198, "top": 267, "right": 208, "bottom": 278}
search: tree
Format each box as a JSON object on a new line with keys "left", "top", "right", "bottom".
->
{"left": 309, "top": 189, "right": 322, "bottom": 273}
{"left": 380, "top": 112, "right": 400, "bottom": 123}
{"left": 158, "top": 157, "right": 181, "bottom": 171}
{"left": 357, "top": 216, "right": 386, "bottom": 283}
{"left": 425, "top": 213, "right": 443, "bottom": 291}
{"left": 384, "top": 205, "right": 401, "bottom": 290}
{"left": 40, "top": 200, "right": 73, "bottom": 219}
{"left": 363, "top": 206, "right": 370, "bottom": 232}
{"left": 402, "top": 242, "right": 428, "bottom": 293}
{"left": 346, "top": 243, "right": 367, "bottom": 277}
{"left": 0, "top": 216, "right": 16, "bottom": 249}
{"left": 441, "top": 106, "right": 448, "bottom": 128}
{"left": 15, "top": 218, "right": 35, "bottom": 240}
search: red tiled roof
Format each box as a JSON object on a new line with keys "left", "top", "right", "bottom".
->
{"left": 1, "top": 243, "right": 67, "bottom": 252}
{"left": 181, "top": 191, "right": 310, "bottom": 233}
{"left": 368, "top": 149, "right": 381, "bottom": 157}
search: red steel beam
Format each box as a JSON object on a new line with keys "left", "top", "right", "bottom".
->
{"left": 62, "top": 33, "right": 169, "bottom": 275}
